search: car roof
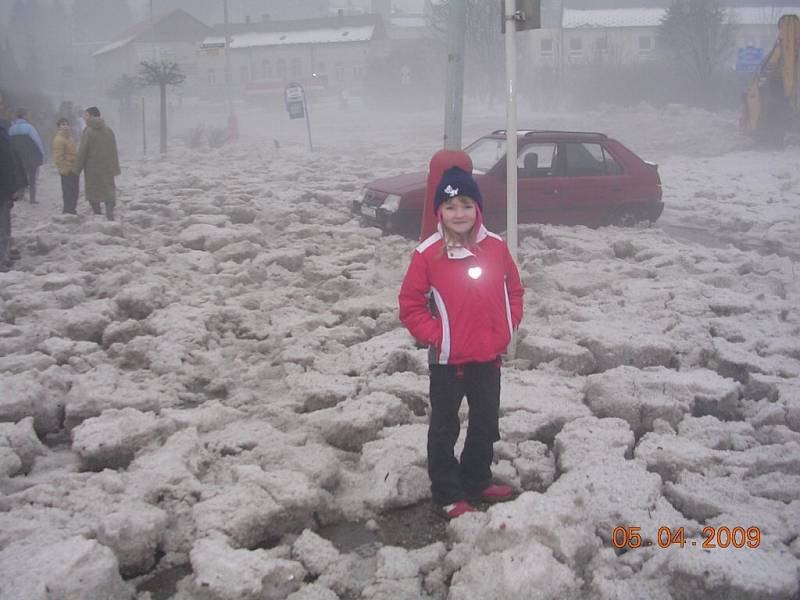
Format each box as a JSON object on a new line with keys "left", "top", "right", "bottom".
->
{"left": 486, "top": 130, "right": 611, "bottom": 141}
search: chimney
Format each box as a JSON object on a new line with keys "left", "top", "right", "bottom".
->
{"left": 337, "top": 8, "right": 344, "bottom": 18}
{"left": 262, "top": 13, "right": 270, "bottom": 22}
{"left": 245, "top": 15, "right": 251, "bottom": 24}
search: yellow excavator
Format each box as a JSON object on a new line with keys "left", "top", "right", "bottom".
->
{"left": 740, "top": 14, "right": 800, "bottom": 145}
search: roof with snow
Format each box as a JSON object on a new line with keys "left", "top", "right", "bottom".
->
{"left": 93, "top": 9, "right": 209, "bottom": 57}
{"left": 201, "top": 13, "right": 385, "bottom": 49}
{"left": 562, "top": 6, "right": 799, "bottom": 29}
{"left": 204, "top": 25, "right": 376, "bottom": 49}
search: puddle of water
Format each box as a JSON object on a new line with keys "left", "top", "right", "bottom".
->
{"left": 318, "top": 502, "right": 448, "bottom": 556}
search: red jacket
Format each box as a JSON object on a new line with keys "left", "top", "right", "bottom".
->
{"left": 398, "top": 224, "right": 524, "bottom": 365}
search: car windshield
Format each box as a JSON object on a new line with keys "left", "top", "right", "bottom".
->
{"left": 465, "top": 137, "right": 507, "bottom": 174}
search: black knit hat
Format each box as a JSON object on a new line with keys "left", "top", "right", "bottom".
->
{"left": 433, "top": 166, "right": 483, "bottom": 214}
{"left": 85, "top": 106, "right": 101, "bottom": 117}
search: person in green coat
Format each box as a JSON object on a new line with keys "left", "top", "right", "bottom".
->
{"left": 75, "top": 106, "right": 120, "bottom": 220}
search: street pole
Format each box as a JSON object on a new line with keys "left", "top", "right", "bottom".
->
{"left": 303, "top": 85, "right": 313, "bottom": 152}
{"left": 504, "top": 0, "right": 519, "bottom": 358}
{"left": 443, "top": 0, "right": 466, "bottom": 149}
{"left": 150, "top": 0, "right": 156, "bottom": 60}
{"left": 142, "top": 97, "right": 147, "bottom": 156}
{"left": 504, "top": 0, "right": 518, "bottom": 265}
{"left": 224, "top": 0, "right": 232, "bottom": 112}
{"left": 223, "top": 0, "right": 238, "bottom": 141}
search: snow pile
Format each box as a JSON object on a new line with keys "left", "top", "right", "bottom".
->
{"left": 0, "top": 102, "right": 799, "bottom": 599}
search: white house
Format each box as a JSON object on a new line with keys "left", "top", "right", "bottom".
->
{"left": 526, "top": 6, "right": 800, "bottom": 70}
{"left": 198, "top": 13, "right": 388, "bottom": 98}
{"left": 93, "top": 10, "right": 210, "bottom": 92}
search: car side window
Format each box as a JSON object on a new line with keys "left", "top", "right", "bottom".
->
{"left": 565, "top": 142, "right": 623, "bottom": 176}
{"left": 602, "top": 147, "right": 624, "bottom": 175}
{"left": 516, "top": 143, "right": 557, "bottom": 178}
{"left": 465, "top": 138, "right": 507, "bottom": 174}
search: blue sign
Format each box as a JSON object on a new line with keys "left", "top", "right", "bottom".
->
{"left": 736, "top": 46, "right": 764, "bottom": 72}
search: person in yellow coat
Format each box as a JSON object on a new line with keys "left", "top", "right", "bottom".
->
{"left": 52, "top": 117, "right": 79, "bottom": 214}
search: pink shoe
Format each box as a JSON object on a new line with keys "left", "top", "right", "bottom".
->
{"left": 439, "top": 500, "right": 479, "bottom": 520}
{"left": 470, "top": 483, "right": 514, "bottom": 503}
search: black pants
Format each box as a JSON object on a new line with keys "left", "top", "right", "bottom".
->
{"left": 60, "top": 174, "right": 79, "bottom": 214}
{"left": 427, "top": 359, "right": 501, "bottom": 506}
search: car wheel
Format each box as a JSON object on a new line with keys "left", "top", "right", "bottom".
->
{"left": 614, "top": 206, "right": 645, "bottom": 227}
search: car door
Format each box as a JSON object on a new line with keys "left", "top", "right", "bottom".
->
{"left": 476, "top": 141, "right": 565, "bottom": 230}
{"left": 557, "top": 142, "right": 627, "bottom": 226}
{"left": 515, "top": 142, "right": 567, "bottom": 225}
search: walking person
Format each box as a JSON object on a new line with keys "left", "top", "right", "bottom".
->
{"left": 398, "top": 166, "right": 524, "bottom": 519}
{"left": 8, "top": 108, "right": 44, "bottom": 204}
{"left": 52, "top": 118, "right": 79, "bottom": 214}
{"left": 76, "top": 106, "right": 120, "bottom": 220}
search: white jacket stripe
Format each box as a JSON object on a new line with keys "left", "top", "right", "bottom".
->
{"left": 431, "top": 286, "right": 450, "bottom": 364}
{"left": 503, "top": 282, "right": 513, "bottom": 339}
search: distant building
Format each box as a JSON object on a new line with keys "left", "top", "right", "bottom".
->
{"left": 93, "top": 9, "right": 209, "bottom": 92}
{"left": 198, "top": 13, "right": 388, "bottom": 98}
{"left": 527, "top": 5, "right": 800, "bottom": 69}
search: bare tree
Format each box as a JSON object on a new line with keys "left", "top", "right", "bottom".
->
{"left": 658, "top": 0, "right": 737, "bottom": 85}
{"left": 138, "top": 60, "right": 185, "bottom": 153}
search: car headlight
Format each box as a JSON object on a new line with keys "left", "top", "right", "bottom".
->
{"left": 382, "top": 194, "right": 401, "bottom": 213}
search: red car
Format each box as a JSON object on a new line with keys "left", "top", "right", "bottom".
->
{"left": 353, "top": 130, "right": 663, "bottom": 238}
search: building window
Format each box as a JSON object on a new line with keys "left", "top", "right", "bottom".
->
{"left": 335, "top": 61, "right": 345, "bottom": 82}
{"left": 240, "top": 66, "right": 249, "bottom": 83}
{"left": 291, "top": 57, "right": 302, "bottom": 78}
{"left": 276, "top": 58, "right": 286, "bottom": 80}
{"left": 638, "top": 35, "right": 653, "bottom": 53}
{"left": 262, "top": 60, "right": 272, "bottom": 79}
{"left": 540, "top": 38, "right": 553, "bottom": 57}
{"left": 208, "top": 68, "right": 216, "bottom": 85}
{"left": 569, "top": 37, "right": 582, "bottom": 57}
{"left": 316, "top": 61, "right": 326, "bottom": 73}
{"left": 352, "top": 63, "right": 364, "bottom": 79}
{"left": 595, "top": 37, "right": 608, "bottom": 54}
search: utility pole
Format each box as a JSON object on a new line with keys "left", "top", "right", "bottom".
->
{"left": 150, "top": 0, "right": 156, "bottom": 60}
{"left": 224, "top": 0, "right": 232, "bottom": 112}
{"left": 419, "top": 0, "right": 471, "bottom": 241}
{"left": 223, "top": 0, "right": 238, "bottom": 140}
{"left": 504, "top": 0, "right": 519, "bottom": 265}
{"left": 443, "top": 0, "right": 466, "bottom": 149}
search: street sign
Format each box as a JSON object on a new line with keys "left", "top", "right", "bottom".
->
{"left": 284, "top": 82, "right": 305, "bottom": 120}
{"left": 287, "top": 101, "right": 304, "bottom": 119}
{"left": 501, "top": 0, "right": 541, "bottom": 33}
{"left": 736, "top": 46, "right": 764, "bottom": 72}
{"left": 283, "top": 82, "right": 313, "bottom": 150}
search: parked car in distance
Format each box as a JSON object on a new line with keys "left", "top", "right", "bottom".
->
{"left": 353, "top": 130, "right": 664, "bottom": 239}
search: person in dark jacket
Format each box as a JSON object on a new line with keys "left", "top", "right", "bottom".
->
{"left": 1, "top": 94, "right": 26, "bottom": 268}
{"left": 76, "top": 106, "right": 120, "bottom": 220}
{"left": 0, "top": 123, "right": 26, "bottom": 271}
{"left": 8, "top": 108, "right": 44, "bottom": 204}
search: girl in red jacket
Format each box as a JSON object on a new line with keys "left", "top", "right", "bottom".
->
{"left": 398, "top": 166, "right": 524, "bottom": 519}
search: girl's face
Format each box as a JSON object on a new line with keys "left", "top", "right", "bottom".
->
{"left": 58, "top": 122, "right": 70, "bottom": 133}
{"left": 440, "top": 196, "right": 477, "bottom": 237}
